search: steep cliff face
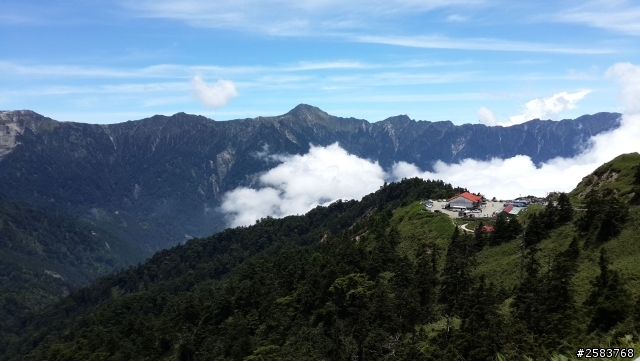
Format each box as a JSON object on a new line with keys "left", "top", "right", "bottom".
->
{"left": 0, "top": 105, "right": 621, "bottom": 253}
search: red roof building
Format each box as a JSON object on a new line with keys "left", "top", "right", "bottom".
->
{"left": 447, "top": 192, "right": 482, "bottom": 208}
{"left": 474, "top": 225, "right": 494, "bottom": 233}
{"left": 448, "top": 192, "right": 482, "bottom": 203}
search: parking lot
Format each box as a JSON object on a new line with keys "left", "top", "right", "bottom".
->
{"left": 426, "top": 200, "right": 505, "bottom": 219}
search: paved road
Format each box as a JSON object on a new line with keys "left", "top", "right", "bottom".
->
{"left": 459, "top": 223, "right": 474, "bottom": 233}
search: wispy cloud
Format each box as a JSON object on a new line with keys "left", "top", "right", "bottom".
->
{"left": 355, "top": 34, "right": 614, "bottom": 54}
{"left": 0, "top": 82, "right": 190, "bottom": 97}
{"left": 0, "top": 60, "right": 468, "bottom": 80}
{"left": 554, "top": 0, "right": 640, "bottom": 36}
{"left": 446, "top": 14, "right": 468, "bottom": 22}
{"left": 124, "top": 0, "right": 484, "bottom": 34}
{"left": 0, "top": 13, "right": 40, "bottom": 25}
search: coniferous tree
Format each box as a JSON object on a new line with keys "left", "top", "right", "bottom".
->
{"left": 490, "top": 213, "right": 509, "bottom": 246}
{"left": 576, "top": 189, "right": 603, "bottom": 234}
{"left": 596, "top": 194, "right": 629, "bottom": 243}
{"left": 512, "top": 247, "right": 543, "bottom": 335}
{"left": 506, "top": 216, "right": 523, "bottom": 241}
{"left": 473, "top": 220, "right": 486, "bottom": 251}
{"left": 523, "top": 213, "right": 545, "bottom": 248}
{"left": 584, "top": 248, "right": 631, "bottom": 333}
{"left": 414, "top": 242, "right": 439, "bottom": 322}
{"left": 440, "top": 227, "right": 475, "bottom": 316}
{"left": 539, "top": 237, "right": 580, "bottom": 349}
{"left": 542, "top": 199, "right": 558, "bottom": 229}
{"left": 634, "top": 164, "right": 640, "bottom": 185}
{"left": 458, "top": 276, "right": 504, "bottom": 361}
{"left": 556, "top": 193, "right": 574, "bottom": 224}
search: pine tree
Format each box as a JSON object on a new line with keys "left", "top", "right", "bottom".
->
{"left": 415, "top": 242, "right": 439, "bottom": 322}
{"left": 542, "top": 199, "right": 558, "bottom": 229}
{"left": 584, "top": 248, "right": 631, "bottom": 333}
{"left": 556, "top": 193, "right": 574, "bottom": 224}
{"left": 458, "top": 276, "right": 504, "bottom": 361}
{"left": 512, "top": 247, "right": 543, "bottom": 335}
{"left": 440, "top": 228, "right": 475, "bottom": 316}
{"left": 539, "top": 238, "right": 580, "bottom": 349}
{"left": 523, "top": 213, "right": 544, "bottom": 248}
{"left": 576, "top": 189, "right": 603, "bottom": 234}
{"left": 490, "top": 213, "right": 509, "bottom": 246}
{"left": 506, "top": 216, "right": 523, "bottom": 241}
{"left": 596, "top": 194, "right": 629, "bottom": 243}
{"left": 473, "top": 220, "right": 486, "bottom": 251}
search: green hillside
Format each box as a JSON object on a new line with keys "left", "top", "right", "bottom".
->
{"left": 0, "top": 199, "right": 139, "bottom": 332}
{"left": 0, "top": 173, "right": 639, "bottom": 361}
{"left": 570, "top": 152, "right": 640, "bottom": 202}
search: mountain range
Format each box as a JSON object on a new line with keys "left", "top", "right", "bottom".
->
{"left": 0, "top": 103, "right": 637, "bottom": 359}
{"left": 0, "top": 105, "right": 621, "bottom": 258}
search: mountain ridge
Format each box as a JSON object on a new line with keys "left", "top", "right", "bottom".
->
{"left": 0, "top": 105, "right": 622, "bottom": 255}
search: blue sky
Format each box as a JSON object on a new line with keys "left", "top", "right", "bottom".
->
{"left": 1, "top": 0, "right": 639, "bottom": 124}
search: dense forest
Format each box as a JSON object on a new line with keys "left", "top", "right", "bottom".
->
{"left": 0, "top": 198, "right": 139, "bottom": 333}
{"left": 1, "top": 167, "right": 639, "bottom": 359}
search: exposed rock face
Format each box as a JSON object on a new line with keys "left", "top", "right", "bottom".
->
{"left": 0, "top": 110, "right": 55, "bottom": 159}
{"left": 0, "top": 105, "right": 621, "bottom": 252}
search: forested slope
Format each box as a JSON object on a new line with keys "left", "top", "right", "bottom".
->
{"left": 2, "top": 171, "right": 640, "bottom": 360}
{"left": 0, "top": 198, "right": 138, "bottom": 336}
{"left": 0, "top": 178, "right": 462, "bottom": 359}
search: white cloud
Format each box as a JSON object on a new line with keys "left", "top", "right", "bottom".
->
{"left": 507, "top": 90, "right": 591, "bottom": 125}
{"left": 354, "top": 35, "right": 613, "bottom": 54}
{"left": 190, "top": 75, "right": 238, "bottom": 108}
{"left": 220, "top": 63, "right": 640, "bottom": 225}
{"left": 220, "top": 143, "right": 386, "bottom": 227}
{"left": 475, "top": 90, "right": 590, "bottom": 127}
{"left": 392, "top": 63, "right": 640, "bottom": 199}
{"left": 476, "top": 106, "right": 498, "bottom": 125}
{"left": 125, "top": 0, "right": 483, "bottom": 35}
{"left": 606, "top": 62, "right": 640, "bottom": 114}
{"left": 554, "top": 1, "right": 640, "bottom": 36}
{"left": 446, "top": 14, "right": 468, "bottom": 22}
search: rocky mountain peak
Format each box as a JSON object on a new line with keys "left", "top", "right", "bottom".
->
{"left": 381, "top": 114, "right": 413, "bottom": 126}
{"left": 285, "top": 104, "right": 330, "bottom": 122}
{"left": 0, "top": 110, "right": 50, "bottom": 124}
{"left": 0, "top": 111, "right": 58, "bottom": 160}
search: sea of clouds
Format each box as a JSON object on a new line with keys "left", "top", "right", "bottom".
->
{"left": 221, "top": 62, "right": 640, "bottom": 227}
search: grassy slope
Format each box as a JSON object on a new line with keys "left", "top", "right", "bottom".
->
{"left": 390, "top": 202, "right": 455, "bottom": 260}
{"left": 570, "top": 152, "right": 640, "bottom": 201}
{"left": 391, "top": 201, "right": 640, "bottom": 305}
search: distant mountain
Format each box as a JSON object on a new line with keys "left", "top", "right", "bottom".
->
{"left": 0, "top": 106, "right": 621, "bottom": 254}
